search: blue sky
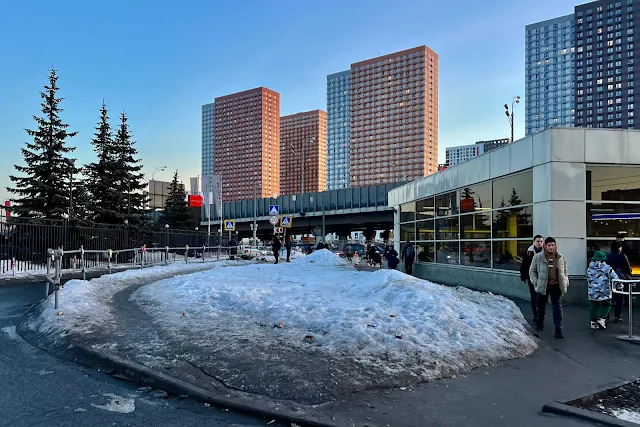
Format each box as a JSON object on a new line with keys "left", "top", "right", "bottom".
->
{"left": 0, "top": 0, "right": 577, "bottom": 202}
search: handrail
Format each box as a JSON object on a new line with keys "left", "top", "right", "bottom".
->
{"left": 612, "top": 279, "right": 640, "bottom": 339}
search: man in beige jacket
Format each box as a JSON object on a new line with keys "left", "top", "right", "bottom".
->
{"left": 529, "top": 237, "right": 569, "bottom": 339}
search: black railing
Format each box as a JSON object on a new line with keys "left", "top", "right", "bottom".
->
{"left": 0, "top": 217, "right": 229, "bottom": 275}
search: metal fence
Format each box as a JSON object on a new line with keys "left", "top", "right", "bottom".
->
{"left": 0, "top": 217, "right": 230, "bottom": 275}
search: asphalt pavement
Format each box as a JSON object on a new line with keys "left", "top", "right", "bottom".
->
{"left": 0, "top": 282, "right": 284, "bottom": 427}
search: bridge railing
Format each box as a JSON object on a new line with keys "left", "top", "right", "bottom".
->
{"left": 203, "top": 182, "right": 402, "bottom": 221}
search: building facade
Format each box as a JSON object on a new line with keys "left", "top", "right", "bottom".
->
{"left": 574, "top": 0, "right": 638, "bottom": 129}
{"left": 445, "top": 144, "right": 484, "bottom": 166}
{"left": 349, "top": 45, "right": 439, "bottom": 187}
{"left": 525, "top": 14, "right": 575, "bottom": 136}
{"left": 390, "top": 127, "right": 640, "bottom": 305}
{"left": 326, "top": 70, "right": 351, "bottom": 190}
{"left": 201, "top": 103, "right": 215, "bottom": 184}
{"left": 478, "top": 138, "right": 510, "bottom": 152}
{"left": 280, "top": 110, "right": 327, "bottom": 195}
{"left": 214, "top": 87, "right": 280, "bottom": 202}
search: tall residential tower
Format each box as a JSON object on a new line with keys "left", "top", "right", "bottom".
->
{"left": 525, "top": 14, "right": 575, "bottom": 136}
{"left": 280, "top": 110, "right": 327, "bottom": 195}
{"left": 326, "top": 70, "right": 351, "bottom": 190}
{"left": 201, "top": 102, "right": 215, "bottom": 183}
{"left": 349, "top": 46, "right": 438, "bottom": 187}
{"left": 213, "top": 87, "right": 280, "bottom": 202}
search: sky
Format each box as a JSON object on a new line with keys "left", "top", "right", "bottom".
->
{"left": 0, "top": 0, "right": 578, "bottom": 203}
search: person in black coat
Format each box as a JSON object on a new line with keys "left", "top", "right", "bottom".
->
{"left": 285, "top": 236, "right": 292, "bottom": 262}
{"left": 272, "top": 236, "right": 282, "bottom": 264}
{"left": 317, "top": 241, "right": 326, "bottom": 250}
{"left": 607, "top": 241, "right": 633, "bottom": 322}
{"left": 228, "top": 237, "right": 238, "bottom": 260}
{"left": 387, "top": 247, "right": 399, "bottom": 269}
{"left": 520, "top": 235, "right": 544, "bottom": 323}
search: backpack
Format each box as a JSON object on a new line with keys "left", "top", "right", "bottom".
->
{"left": 405, "top": 245, "right": 415, "bottom": 260}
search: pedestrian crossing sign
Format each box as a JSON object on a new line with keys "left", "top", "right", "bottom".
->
{"left": 269, "top": 205, "right": 280, "bottom": 216}
{"left": 224, "top": 220, "right": 236, "bottom": 231}
{"left": 280, "top": 216, "right": 292, "bottom": 228}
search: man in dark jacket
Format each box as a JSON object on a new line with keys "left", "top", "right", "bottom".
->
{"left": 607, "top": 241, "right": 633, "bottom": 322}
{"left": 617, "top": 233, "right": 633, "bottom": 257}
{"left": 520, "top": 235, "right": 544, "bottom": 323}
{"left": 272, "top": 236, "right": 281, "bottom": 264}
{"left": 228, "top": 237, "right": 238, "bottom": 260}
{"left": 317, "top": 240, "right": 326, "bottom": 250}
{"left": 387, "top": 247, "right": 399, "bottom": 269}
{"left": 401, "top": 241, "right": 416, "bottom": 275}
{"left": 285, "top": 236, "right": 292, "bottom": 262}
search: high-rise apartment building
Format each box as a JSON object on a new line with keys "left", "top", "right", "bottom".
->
{"left": 349, "top": 46, "right": 438, "bottom": 187}
{"left": 525, "top": 15, "right": 576, "bottom": 136}
{"left": 326, "top": 70, "right": 351, "bottom": 190}
{"left": 574, "top": 0, "right": 638, "bottom": 129}
{"left": 201, "top": 102, "right": 215, "bottom": 184}
{"left": 477, "top": 138, "right": 510, "bottom": 152}
{"left": 280, "top": 110, "right": 327, "bottom": 195}
{"left": 213, "top": 87, "right": 280, "bottom": 202}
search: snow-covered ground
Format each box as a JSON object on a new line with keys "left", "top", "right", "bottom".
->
{"left": 131, "top": 250, "right": 537, "bottom": 378}
{"left": 27, "top": 260, "right": 251, "bottom": 340}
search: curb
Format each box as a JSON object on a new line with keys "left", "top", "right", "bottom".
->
{"left": 77, "top": 346, "right": 341, "bottom": 427}
{"left": 542, "top": 402, "right": 638, "bottom": 427}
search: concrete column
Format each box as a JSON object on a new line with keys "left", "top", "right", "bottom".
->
{"left": 363, "top": 228, "right": 376, "bottom": 243}
{"left": 393, "top": 205, "right": 400, "bottom": 253}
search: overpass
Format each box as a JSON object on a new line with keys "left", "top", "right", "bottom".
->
{"left": 201, "top": 183, "right": 402, "bottom": 240}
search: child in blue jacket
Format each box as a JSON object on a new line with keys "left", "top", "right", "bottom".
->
{"left": 587, "top": 251, "right": 619, "bottom": 330}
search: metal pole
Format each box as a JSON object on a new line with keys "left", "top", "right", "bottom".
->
{"left": 629, "top": 282, "right": 634, "bottom": 339}
{"left": 54, "top": 253, "right": 61, "bottom": 310}
{"left": 219, "top": 173, "right": 223, "bottom": 257}
{"left": 301, "top": 145, "right": 305, "bottom": 195}
{"left": 207, "top": 175, "right": 211, "bottom": 248}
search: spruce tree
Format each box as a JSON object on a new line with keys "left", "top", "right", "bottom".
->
{"left": 84, "top": 102, "right": 120, "bottom": 224}
{"left": 7, "top": 68, "right": 79, "bottom": 219}
{"left": 163, "top": 171, "right": 192, "bottom": 228}
{"left": 113, "top": 112, "right": 147, "bottom": 225}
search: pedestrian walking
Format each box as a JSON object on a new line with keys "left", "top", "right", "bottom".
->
{"left": 387, "top": 247, "right": 399, "bottom": 269}
{"left": 587, "top": 251, "right": 618, "bottom": 330}
{"left": 607, "top": 241, "right": 633, "bottom": 322}
{"left": 272, "top": 235, "right": 281, "bottom": 264}
{"left": 529, "top": 237, "right": 569, "bottom": 339}
{"left": 317, "top": 240, "right": 326, "bottom": 250}
{"left": 401, "top": 241, "right": 415, "bottom": 275}
{"left": 285, "top": 236, "right": 292, "bottom": 262}
{"left": 520, "top": 235, "right": 544, "bottom": 324}
{"left": 344, "top": 244, "right": 353, "bottom": 263}
{"left": 617, "top": 233, "right": 633, "bottom": 257}
{"left": 228, "top": 236, "right": 238, "bottom": 261}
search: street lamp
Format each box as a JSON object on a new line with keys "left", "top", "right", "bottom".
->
{"left": 504, "top": 96, "right": 521, "bottom": 143}
{"left": 165, "top": 224, "right": 169, "bottom": 247}
{"left": 148, "top": 166, "right": 168, "bottom": 209}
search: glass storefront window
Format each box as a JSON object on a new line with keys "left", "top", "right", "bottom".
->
{"left": 460, "top": 241, "right": 491, "bottom": 268}
{"left": 587, "top": 165, "right": 640, "bottom": 201}
{"left": 435, "top": 241, "right": 460, "bottom": 265}
{"left": 460, "top": 213, "right": 491, "bottom": 240}
{"left": 400, "top": 222, "right": 416, "bottom": 242}
{"left": 587, "top": 239, "right": 640, "bottom": 275}
{"left": 492, "top": 170, "right": 533, "bottom": 207}
{"left": 416, "top": 242, "right": 435, "bottom": 262}
{"left": 492, "top": 240, "right": 530, "bottom": 271}
{"left": 492, "top": 206, "right": 533, "bottom": 239}
{"left": 587, "top": 203, "right": 640, "bottom": 237}
{"left": 416, "top": 197, "right": 435, "bottom": 220}
{"left": 400, "top": 202, "right": 416, "bottom": 223}
{"left": 435, "top": 191, "right": 459, "bottom": 217}
{"left": 435, "top": 216, "right": 459, "bottom": 240}
{"left": 459, "top": 182, "right": 491, "bottom": 212}
{"left": 417, "top": 220, "right": 435, "bottom": 240}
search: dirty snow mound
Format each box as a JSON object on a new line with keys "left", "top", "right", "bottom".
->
{"left": 292, "top": 248, "right": 347, "bottom": 267}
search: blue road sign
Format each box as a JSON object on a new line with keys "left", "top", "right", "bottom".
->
{"left": 280, "top": 216, "right": 292, "bottom": 228}
{"left": 224, "top": 220, "right": 236, "bottom": 231}
{"left": 269, "top": 205, "right": 280, "bottom": 216}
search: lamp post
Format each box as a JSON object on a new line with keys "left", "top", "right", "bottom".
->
{"left": 504, "top": 96, "right": 521, "bottom": 143}
{"left": 149, "top": 166, "right": 167, "bottom": 209}
{"left": 164, "top": 224, "right": 169, "bottom": 247}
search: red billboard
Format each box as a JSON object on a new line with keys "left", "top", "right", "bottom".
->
{"left": 188, "top": 195, "right": 203, "bottom": 208}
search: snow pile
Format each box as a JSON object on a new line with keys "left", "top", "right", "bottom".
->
{"left": 292, "top": 248, "right": 348, "bottom": 267}
{"left": 28, "top": 260, "right": 245, "bottom": 340}
{"left": 132, "top": 260, "right": 538, "bottom": 379}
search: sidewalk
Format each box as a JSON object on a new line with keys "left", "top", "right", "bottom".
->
{"left": 20, "top": 267, "right": 640, "bottom": 427}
